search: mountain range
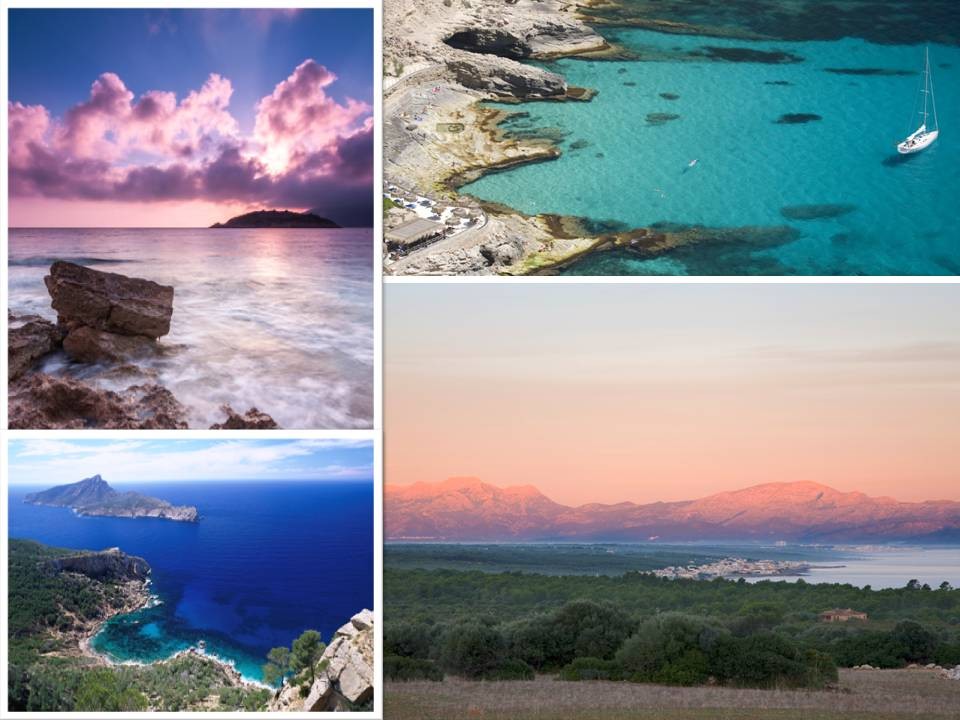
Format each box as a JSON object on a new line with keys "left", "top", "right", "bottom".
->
{"left": 385, "top": 478, "right": 960, "bottom": 542}
{"left": 25, "top": 475, "right": 199, "bottom": 522}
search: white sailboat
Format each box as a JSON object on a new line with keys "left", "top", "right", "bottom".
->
{"left": 897, "top": 46, "right": 939, "bottom": 154}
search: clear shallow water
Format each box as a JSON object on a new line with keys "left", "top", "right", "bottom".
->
{"left": 9, "top": 481, "right": 374, "bottom": 682}
{"left": 8, "top": 228, "right": 373, "bottom": 428}
{"left": 463, "top": 31, "right": 960, "bottom": 275}
{"left": 745, "top": 547, "right": 960, "bottom": 589}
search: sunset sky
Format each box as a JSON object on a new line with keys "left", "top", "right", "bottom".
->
{"left": 386, "top": 284, "right": 960, "bottom": 505}
{"left": 8, "top": 9, "right": 373, "bottom": 227}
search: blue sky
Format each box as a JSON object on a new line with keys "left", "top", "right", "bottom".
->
{"left": 8, "top": 439, "right": 373, "bottom": 485}
{"left": 9, "top": 8, "right": 373, "bottom": 133}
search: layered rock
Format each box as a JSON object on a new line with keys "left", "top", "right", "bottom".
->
{"left": 8, "top": 373, "right": 188, "bottom": 429}
{"left": 8, "top": 312, "right": 63, "bottom": 380}
{"left": 270, "top": 610, "right": 375, "bottom": 712}
{"left": 43, "top": 547, "right": 151, "bottom": 583}
{"left": 210, "top": 405, "right": 279, "bottom": 429}
{"left": 44, "top": 261, "right": 173, "bottom": 363}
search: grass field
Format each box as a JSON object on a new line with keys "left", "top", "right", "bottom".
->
{"left": 385, "top": 669, "right": 960, "bottom": 720}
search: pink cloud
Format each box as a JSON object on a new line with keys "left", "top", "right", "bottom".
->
{"left": 8, "top": 59, "right": 373, "bottom": 225}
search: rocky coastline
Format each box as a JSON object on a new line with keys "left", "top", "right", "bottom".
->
{"left": 8, "top": 260, "right": 278, "bottom": 429}
{"left": 382, "top": 0, "right": 805, "bottom": 275}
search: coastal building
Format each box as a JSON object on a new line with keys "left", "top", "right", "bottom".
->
{"left": 820, "top": 608, "right": 868, "bottom": 622}
{"left": 385, "top": 217, "right": 446, "bottom": 254}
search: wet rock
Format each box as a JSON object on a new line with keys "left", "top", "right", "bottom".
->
{"left": 695, "top": 46, "right": 803, "bottom": 64}
{"left": 9, "top": 313, "right": 63, "bottom": 380}
{"left": 8, "top": 374, "right": 188, "bottom": 429}
{"left": 775, "top": 113, "right": 822, "bottom": 124}
{"left": 210, "top": 405, "right": 279, "bottom": 429}
{"left": 45, "top": 260, "right": 174, "bottom": 339}
{"left": 781, "top": 203, "right": 856, "bottom": 220}
{"left": 645, "top": 112, "right": 680, "bottom": 126}
{"left": 62, "top": 326, "right": 158, "bottom": 364}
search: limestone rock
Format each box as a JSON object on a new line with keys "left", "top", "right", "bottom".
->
{"left": 8, "top": 373, "right": 188, "bottom": 429}
{"left": 63, "top": 325, "right": 158, "bottom": 363}
{"left": 447, "top": 55, "right": 566, "bottom": 98}
{"left": 45, "top": 260, "right": 174, "bottom": 338}
{"left": 270, "top": 609, "right": 374, "bottom": 712}
{"left": 8, "top": 313, "right": 63, "bottom": 380}
{"left": 44, "top": 547, "right": 151, "bottom": 582}
{"left": 210, "top": 405, "right": 279, "bottom": 429}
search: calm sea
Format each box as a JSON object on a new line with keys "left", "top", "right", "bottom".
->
{"left": 8, "top": 481, "right": 374, "bottom": 682}
{"left": 8, "top": 228, "right": 373, "bottom": 428}
{"left": 463, "top": 30, "right": 960, "bottom": 275}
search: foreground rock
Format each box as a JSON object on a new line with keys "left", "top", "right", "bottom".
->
{"left": 210, "top": 404, "right": 279, "bottom": 429}
{"left": 8, "top": 312, "right": 63, "bottom": 380}
{"left": 8, "top": 373, "right": 188, "bottom": 429}
{"left": 270, "top": 609, "right": 374, "bottom": 712}
{"left": 26, "top": 474, "right": 199, "bottom": 522}
{"left": 45, "top": 260, "right": 173, "bottom": 362}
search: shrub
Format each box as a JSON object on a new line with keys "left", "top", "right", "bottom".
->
{"left": 385, "top": 621, "right": 435, "bottom": 659}
{"left": 559, "top": 657, "right": 625, "bottom": 681}
{"left": 384, "top": 655, "right": 444, "bottom": 682}
{"left": 438, "top": 622, "right": 507, "bottom": 678}
{"left": 616, "top": 613, "right": 724, "bottom": 682}
{"left": 480, "top": 658, "right": 534, "bottom": 681}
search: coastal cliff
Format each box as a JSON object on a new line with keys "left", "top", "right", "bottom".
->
{"left": 25, "top": 475, "right": 200, "bottom": 522}
{"left": 269, "top": 609, "right": 375, "bottom": 712}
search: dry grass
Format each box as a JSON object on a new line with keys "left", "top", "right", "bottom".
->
{"left": 385, "top": 669, "right": 960, "bottom": 720}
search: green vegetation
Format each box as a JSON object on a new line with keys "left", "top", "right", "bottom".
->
{"left": 8, "top": 539, "right": 269, "bottom": 712}
{"left": 384, "top": 196, "right": 400, "bottom": 216}
{"left": 262, "top": 628, "right": 327, "bottom": 691}
{"left": 384, "top": 557, "right": 960, "bottom": 689}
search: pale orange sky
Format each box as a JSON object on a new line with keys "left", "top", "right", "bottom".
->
{"left": 9, "top": 198, "right": 257, "bottom": 228}
{"left": 385, "top": 284, "right": 960, "bottom": 506}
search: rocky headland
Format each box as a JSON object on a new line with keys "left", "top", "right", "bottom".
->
{"left": 25, "top": 474, "right": 200, "bottom": 522}
{"left": 211, "top": 209, "right": 340, "bottom": 228}
{"left": 8, "top": 261, "right": 278, "bottom": 429}
{"left": 269, "top": 609, "right": 375, "bottom": 712}
{"left": 382, "top": 0, "right": 803, "bottom": 275}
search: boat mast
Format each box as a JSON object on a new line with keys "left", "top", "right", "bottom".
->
{"left": 930, "top": 46, "right": 939, "bottom": 131}
{"left": 922, "top": 45, "right": 930, "bottom": 128}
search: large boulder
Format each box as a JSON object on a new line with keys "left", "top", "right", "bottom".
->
{"left": 44, "top": 261, "right": 174, "bottom": 338}
{"left": 210, "top": 405, "right": 279, "bottom": 429}
{"left": 8, "top": 373, "right": 188, "bottom": 429}
{"left": 8, "top": 312, "right": 63, "bottom": 380}
{"left": 446, "top": 55, "right": 566, "bottom": 99}
{"left": 62, "top": 326, "right": 158, "bottom": 364}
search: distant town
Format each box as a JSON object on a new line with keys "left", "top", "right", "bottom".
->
{"left": 649, "top": 557, "right": 833, "bottom": 581}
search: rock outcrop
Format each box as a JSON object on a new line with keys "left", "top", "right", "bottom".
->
{"left": 211, "top": 210, "right": 340, "bottom": 229}
{"left": 8, "top": 312, "right": 63, "bottom": 380}
{"left": 43, "top": 547, "right": 151, "bottom": 583}
{"left": 44, "top": 261, "right": 173, "bottom": 363}
{"left": 26, "top": 474, "right": 199, "bottom": 522}
{"left": 210, "top": 404, "right": 279, "bottom": 429}
{"left": 270, "top": 610, "right": 374, "bottom": 712}
{"left": 8, "top": 373, "right": 188, "bottom": 429}
{"left": 446, "top": 55, "right": 566, "bottom": 98}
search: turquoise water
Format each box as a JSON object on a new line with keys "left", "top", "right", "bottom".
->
{"left": 463, "top": 30, "right": 960, "bottom": 274}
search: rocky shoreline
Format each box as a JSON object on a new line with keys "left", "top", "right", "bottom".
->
{"left": 8, "top": 261, "right": 278, "bottom": 429}
{"left": 382, "top": 0, "right": 807, "bottom": 275}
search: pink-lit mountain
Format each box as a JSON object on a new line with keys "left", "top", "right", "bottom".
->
{"left": 385, "top": 477, "right": 960, "bottom": 542}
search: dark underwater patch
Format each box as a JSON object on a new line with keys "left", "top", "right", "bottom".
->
{"left": 569, "top": 139, "right": 590, "bottom": 150}
{"left": 781, "top": 203, "right": 856, "bottom": 220}
{"left": 764, "top": 80, "right": 793, "bottom": 86}
{"left": 617, "top": 67, "right": 628, "bottom": 74}
{"left": 824, "top": 67, "right": 916, "bottom": 76}
{"left": 645, "top": 112, "right": 680, "bottom": 126}
{"left": 775, "top": 113, "right": 822, "bottom": 124}
{"left": 623, "top": 81, "right": 637, "bottom": 86}
{"left": 881, "top": 153, "right": 914, "bottom": 167}
{"left": 659, "top": 92, "right": 680, "bottom": 100}
{"left": 694, "top": 46, "right": 804, "bottom": 64}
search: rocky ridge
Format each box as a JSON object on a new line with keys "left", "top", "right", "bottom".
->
{"left": 26, "top": 474, "right": 200, "bottom": 522}
{"left": 386, "top": 478, "right": 960, "bottom": 542}
{"left": 270, "top": 609, "right": 374, "bottom": 712}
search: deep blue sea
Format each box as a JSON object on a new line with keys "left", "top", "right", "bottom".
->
{"left": 462, "top": 28, "right": 960, "bottom": 274}
{"left": 8, "top": 481, "right": 373, "bottom": 682}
